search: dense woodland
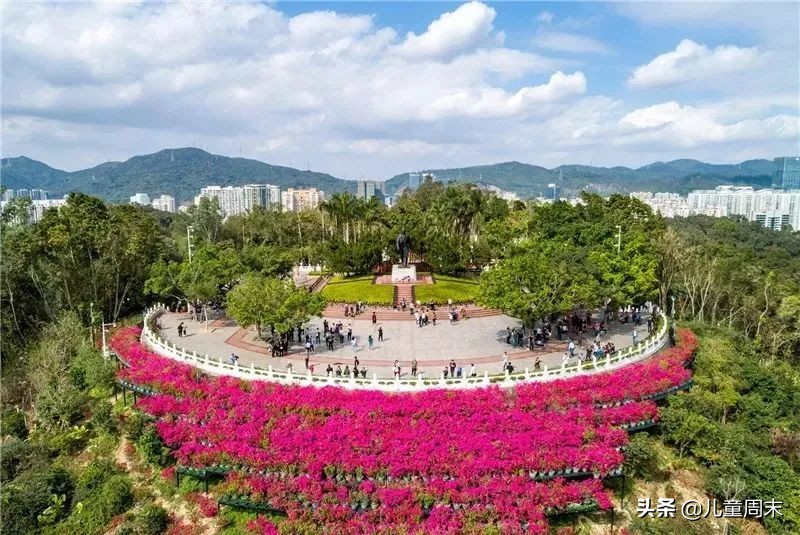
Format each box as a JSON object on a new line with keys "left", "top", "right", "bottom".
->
{"left": 1, "top": 182, "right": 799, "bottom": 534}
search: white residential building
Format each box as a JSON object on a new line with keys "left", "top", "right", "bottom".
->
{"left": 195, "top": 184, "right": 280, "bottom": 218}
{"left": 633, "top": 186, "right": 800, "bottom": 231}
{"left": 281, "top": 188, "right": 323, "bottom": 212}
{"left": 130, "top": 193, "right": 151, "bottom": 205}
{"left": 151, "top": 194, "right": 176, "bottom": 213}
{"left": 0, "top": 198, "right": 67, "bottom": 223}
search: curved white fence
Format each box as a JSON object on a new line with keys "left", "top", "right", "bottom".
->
{"left": 141, "top": 304, "right": 669, "bottom": 392}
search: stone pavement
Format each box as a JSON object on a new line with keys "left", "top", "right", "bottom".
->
{"left": 158, "top": 310, "right": 646, "bottom": 379}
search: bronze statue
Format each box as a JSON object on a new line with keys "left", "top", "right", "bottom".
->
{"left": 395, "top": 233, "right": 411, "bottom": 268}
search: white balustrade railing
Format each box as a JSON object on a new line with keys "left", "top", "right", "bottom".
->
{"left": 140, "top": 304, "right": 669, "bottom": 392}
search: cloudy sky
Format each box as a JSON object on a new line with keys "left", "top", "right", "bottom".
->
{"left": 2, "top": 1, "right": 799, "bottom": 178}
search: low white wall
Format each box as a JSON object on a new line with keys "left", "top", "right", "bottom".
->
{"left": 141, "top": 304, "right": 669, "bottom": 392}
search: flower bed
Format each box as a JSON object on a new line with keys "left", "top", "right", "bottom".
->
{"left": 111, "top": 326, "right": 697, "bottom": 533}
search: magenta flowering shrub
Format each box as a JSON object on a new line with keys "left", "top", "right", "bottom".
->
{"left": 110, "top": 327, "right": 697, "bottom": 533}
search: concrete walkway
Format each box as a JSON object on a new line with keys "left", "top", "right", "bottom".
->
{"left": 158, "top": 311, "right": 645, "bottom": 379}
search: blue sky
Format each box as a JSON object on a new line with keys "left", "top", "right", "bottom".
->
{"left": 2, "top": 1, "right": 798, "bottom": 178}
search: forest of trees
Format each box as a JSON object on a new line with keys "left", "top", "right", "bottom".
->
{"left": 2, "top": 183, "right": 799, "bottom": 534}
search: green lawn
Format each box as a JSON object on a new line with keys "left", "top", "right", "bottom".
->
{"left": 321, "top": 275, "right": 394, "bottom": 305}
{"left": 414, "top": 274, "right": 480, "bottom": 304}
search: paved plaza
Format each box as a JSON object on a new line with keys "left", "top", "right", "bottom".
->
{"left": 156, "top": 309, "right": 644, "bottom": 378}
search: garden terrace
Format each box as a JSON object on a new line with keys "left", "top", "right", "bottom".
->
{"left": 110, "top": 325, "right": 696, "bottom": 533}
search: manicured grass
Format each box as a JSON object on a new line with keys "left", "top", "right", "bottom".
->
{"left": 321, "top": 275, "right": 394, "bottom": 305}
{"left": 414, "top": 274, "right": 480, "bottom": 304}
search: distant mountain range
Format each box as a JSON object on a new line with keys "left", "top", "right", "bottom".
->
{"left": 1, "top": 148, "right": 355, "bottom": 204}
{"left": 385, "top": 159, "right": 774, "bottom": 197}
{"left": 1, "top": 148, "right": 776, "bottom": 203}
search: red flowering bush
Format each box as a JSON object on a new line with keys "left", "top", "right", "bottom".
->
{"left": 110, "top": 326, "right": 696, "bottom": 533}
{"left": 187, "top": 492, "right": 219, "bottom": 517}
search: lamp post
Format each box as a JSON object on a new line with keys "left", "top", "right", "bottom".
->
{"left": 187, "top": 225, "right": 194, "bottom": 263}
{"left": 615, "top": 225, "right": 622, "bottom": 253}
{"left": 101, "top": 320, "right": 116, "bottom": 359}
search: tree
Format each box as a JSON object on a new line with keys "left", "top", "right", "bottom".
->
{"left": 226, "top": 274, "right": 272, "bottom": 338}
{"left": 478, "top": 244, "right": 599, "bottom": 327}
{"left": 227, "top": 275, "right": 325, "bottom": 338}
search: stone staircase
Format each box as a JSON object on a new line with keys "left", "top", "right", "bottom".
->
{"left": 394, "top": 284, "right": 415, "bottom": 309}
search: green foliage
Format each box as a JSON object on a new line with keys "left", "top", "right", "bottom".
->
{"left": 0, "top": 465, "right": 74, "bottom": 535}
{"left": 132, "top": 503, "right": 170, "bottom": 535}
{"left": 321, "top": 275, "right": 394, "bottom": 305}
{"left": 479, "top": 243, "right": 599, "bottom": 326}
{"left": 89, "top": 401, "right": 117, "bottom": 434}
{"left": 47, "top": 426, "right": 92, "bottom": 456}
{"left": 137, "top": 425, "right": 172, "bottom": 467}
{"left": 125, "top": 411, "right": 150, "bottom": 442}
{"left": 623, "top": 433, "right": 663, "bottom": 480}
{"left": 0, "top": 438, "right": 50, "bottom": 482}
{"left": 75, "top": 458, "right": 118, "bottom": 503}
{"left": 35, "top": 383, "right": 86, "bottom": 432}
{"left": 2, "top": 407, "right": 29, "bottom": 439}
{"left": 56, "top": 474, "right": 134, "bottom": 535}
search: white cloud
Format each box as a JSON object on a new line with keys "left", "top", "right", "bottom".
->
{"left": 629, "top": 39, "right": 763, "bottom": 87}
{"left": 618, "top": 101, "right": 799, "bottom": 147}
{"left": 422, "top": 71, "right": 587, "bottom": 119}
{"left": 534, "top": 31, "right": 610, "bottom": 54}
{"left": 393, "top": 1, "right": 497, "bottom": 61}
{"left": 1, "top": 1, "right": 798, "bottom": 177}
{"left": 536, "top": 11, "right": 554, "bottom": 24}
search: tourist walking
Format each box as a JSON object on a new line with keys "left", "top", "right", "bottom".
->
{"left": 568, "top": 340, "right": 575, "bottom": 358}
{"left": 372, "top": 311, "right": 377, "bottom": 324}
{"left": 470, "top": 363, "right": 477, "bottom": 377}
{"left": 632, "top": 328, "right": 638, "bottom": 345}
{"left": 177, "top": 322, "right": 184, "bottom": 337}
{"left": 449, "top": 359, "right": 457, "bottom": 377}
{"left": 411, "top": 358, "right": 418, "bottom": 377}
{"left": 351, "top": 338, "right": 358, "bottom": 355}
{"left": 368, "top": 334, "right": 374, "bottom": 350}
{"left": 501, "top": 351, "right": 509, "bottom": 371}
{"left": 378, "top": 326, "right": 384, "bottom": 342}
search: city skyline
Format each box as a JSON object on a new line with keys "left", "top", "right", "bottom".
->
{"left": 2, "top": 2, "right": 798, "bottom": 178}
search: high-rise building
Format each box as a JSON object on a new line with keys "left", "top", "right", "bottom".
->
{"left": 130, "top": 193, "right": 151, "bottom": 205}
{"left": 281, "top": 188, "right": 323, "bottom": 212}
{"left": 151, "top": 194, "right": 176, "bottom": 213}
{"left": 241, "top": 184, "right": 280, "bottom": 210}
{"left": 687, "top": 186, "right": 800, "bottom": 231}
{"left": 356, "top": 180, "right": 384, "bottom": 200}
{"left": 195, "top": 184, "right": 280, "bottom": 218}
{"left": 772, "top": 157, "right": 800, "bottom": 190}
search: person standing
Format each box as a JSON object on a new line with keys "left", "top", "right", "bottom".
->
{"left": 501, "top": 351, "right": 509, "bottom": 371}
{"left": 351, "top": 337, "right": 358, "bottom": 355}
{"left": 304, "top": 353, "right": 310, "bottom": 370}
{"left": 449, "top": 359, "right": 456, "bottom": 377}
{"left": 372, "top": 311, "right": 377, "bottom": 324}
{"left": 469, "top": 363, "right": 477, "bottom": 377}
{"left": 568, "top": 339, "right": 575, "bottom": 358}
{"left": 411, "top": 358, "right": 418, "bottom": 377}
{"left": 368, "top": 334, "right": 374, "bottom": 350}
{"left": 632, "top": 328, "right": 638, "bottom": 345}
{"left": 378, "top": 326, "right": 384, "bottom": 342}
{"left": 178, "top": 322, "right": 184, "bottom": 338}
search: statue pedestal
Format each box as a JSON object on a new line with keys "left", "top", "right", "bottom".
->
{"left": 391, "top": 264, "right": 417, "bottom": 283}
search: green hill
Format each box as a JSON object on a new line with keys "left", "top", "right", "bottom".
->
{"left": 2, "top": 149, "right": 775, "bottom": 203}
{"left": 1, "top": 156, "right": 69, "bottom": 191}
{"left": 386, "top": 159, "right": 774, "bottom": 197}
{"left": 1, "top": 148, "right": 356, "bottom": 203}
